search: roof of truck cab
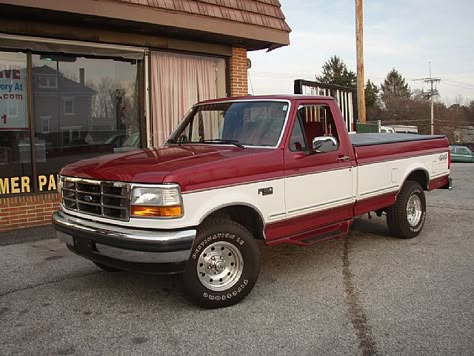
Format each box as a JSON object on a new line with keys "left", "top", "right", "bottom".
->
{"left": 196, "top": 95, "right": 336, "bottom": 105}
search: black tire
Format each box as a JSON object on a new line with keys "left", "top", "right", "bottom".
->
{"left": 183, "top": 218, "right": 260, "bottom": 309}
{"left": 386, "top": 181, "right": 426, "bottom": 239}
{"left": 93, "top": 262, "right": 121, "bottom": 272}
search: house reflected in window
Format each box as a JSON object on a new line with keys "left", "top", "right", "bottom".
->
{"left": 31, "top": 55, "right": 140, "bottom": 177}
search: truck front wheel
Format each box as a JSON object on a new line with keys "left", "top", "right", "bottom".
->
{"left": 183, "top": 219, "right": 260, "bottom": 308}
{"left": 387, "top": 181, "right": 426, "bottom": 239}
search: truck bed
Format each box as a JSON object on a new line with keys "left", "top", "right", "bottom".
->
{"left": 350, "top": 133, "right": 446, "bottom": 147}
{"left": 351, "top": 133, "right": 449, "bottom": 167}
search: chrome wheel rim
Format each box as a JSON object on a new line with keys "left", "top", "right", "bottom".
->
{"left": 407, "top": 194, "right": 422, "bottom": 227}
{"left": 197, "top": 241, "right": 243, "bottom": 291}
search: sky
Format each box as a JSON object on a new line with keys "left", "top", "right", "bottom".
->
{"left": 248, "top": 0, "right": 474, "bottom": 105}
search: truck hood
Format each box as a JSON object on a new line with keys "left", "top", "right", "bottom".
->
{"left": 60, "top": 145, "right": 282, "bottom": 190}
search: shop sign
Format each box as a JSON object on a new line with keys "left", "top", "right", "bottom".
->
{"left": 0, "top": 59, "right": 27, "bottom": 129}
{"left": 0, "top": 174, "right": 57, "bottom": 195}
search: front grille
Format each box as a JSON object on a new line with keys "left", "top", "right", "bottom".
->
{"left": 60, "top": 177, "right": 130, "bottom": 221}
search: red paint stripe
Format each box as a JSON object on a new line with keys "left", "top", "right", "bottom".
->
{"left": 266, "top": 219, "right": 351, "bottom": 246}
{"left": 354, "top": 138, "right": 448, "bottom": 162}
{"left": 264, "top": 203, "right": 353, "bottom": 242}
{"left": 178, "top": 143, "right": 448, "bottom": 193}
{"left": 355, "top": 138, "right": 449, "bottom": 165}
{"left": 354, "top": 191, "right": 397, "bottom": 217}
{"left": 428, "top": 175, "right": 450, "bottom": 191}
{"left": 357, "top": 149, "right": 447, "bottom": 166}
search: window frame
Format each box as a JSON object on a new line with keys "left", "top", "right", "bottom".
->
{"left": 38, "top": 75, "right": 57, "bottom": 89}
{"left": 170, "top": 100, "right": 291, "bottom": 148}
{"left": 290, "top": 104, "right": 340, "bottom": 152}
{"left": 0, "top": 47, "right": 145, "bottom": 196}
{"left": 63, "top": 96, "right": 74, "bottom": 116}
{"left": 40, "top": 115, "right": 51, "bottom": 133}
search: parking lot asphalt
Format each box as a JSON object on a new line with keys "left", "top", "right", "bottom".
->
{"left": 0, "top": 164, "right": 473, "bottom": 355}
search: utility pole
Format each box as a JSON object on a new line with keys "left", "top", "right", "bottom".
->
{"left": 355, "top": 0, "right": 366, "bottom": 123}
{"left": 416, "top": 63, "right": 440, "bottom": 135}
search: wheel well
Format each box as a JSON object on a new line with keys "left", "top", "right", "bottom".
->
{"left": 200, "top": 205, "right": 265, "bottom": 240}
{"left": 405, "top": 169, "right": 429, "bottom": 190}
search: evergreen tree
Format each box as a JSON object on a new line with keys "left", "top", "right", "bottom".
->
{"left": 365, "top": 79, "right": 379, "bottom": 107}
{"left": 381, "top": 68, "right": 411, "bottom": 99}
{"left": 379, "top": 69, "right": 414, "bottom": 127}
{"left": 365, "top": 79, "right": 380, "bottom": 121}
{"left": 316, "top": 56, "right": 356, "bottom": 88}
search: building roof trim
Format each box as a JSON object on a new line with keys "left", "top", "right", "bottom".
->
{"left": 117, "top": 0, "right": 291, "bottom": 32}
{"left": 0, "top": 0, "right": 291, "bottom": 50}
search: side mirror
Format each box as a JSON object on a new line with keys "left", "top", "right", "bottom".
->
{"left": 312, "top": 136, "right": 338, "bottom": 153}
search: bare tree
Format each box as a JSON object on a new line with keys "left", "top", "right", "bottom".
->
{"left": 88, "top": 77, "right": 122, "bottom": 121}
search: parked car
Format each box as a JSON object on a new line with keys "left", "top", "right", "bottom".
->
{"left": 449, "top": 145, "right": 474, "bottom": 163}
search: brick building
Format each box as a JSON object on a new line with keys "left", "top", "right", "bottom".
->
{"left": 0, "top": 0, "right": 291, "bottom": 232}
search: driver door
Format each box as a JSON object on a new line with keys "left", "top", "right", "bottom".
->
{"left": 283, "top": 103, "right": 355, "bottom": 239}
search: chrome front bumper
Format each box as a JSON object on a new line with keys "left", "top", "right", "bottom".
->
{"left": 53, "top": 210, "right": 196, "bottom": 272}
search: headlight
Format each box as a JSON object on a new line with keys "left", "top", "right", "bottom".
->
{"left": 130, "top": 185, "right": 183, "bottom": 218}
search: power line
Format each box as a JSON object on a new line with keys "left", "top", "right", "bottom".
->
{"left": 382, "top": 119, "right": 431, "bottom": 124}
{"left": 442, "top": 80, "right": 474, "bottom": 91}
{"left": 442, "top": 78, "right": 474, "bottom": 87}
{"left": 251, "top": 71, "right": 315, "bottom": 78}
{"left": 433, "top": 124, "right": 474, "bottom": 129}
{"left": 434, "top": 120, "right": 474, "bottom": 125}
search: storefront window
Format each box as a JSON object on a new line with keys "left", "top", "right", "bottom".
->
{"left": 0, "top": 49, "right": 141, "bottom": 197}
{"left": 0, "top": 51, "right": 33, "bottom": 194}
{"left": 31, "top": 54, "right": 140, "bottom": 188}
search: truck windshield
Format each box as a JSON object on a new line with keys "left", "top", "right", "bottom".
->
{"left": 168, "top": 101, "right": 289, "bottom": 147}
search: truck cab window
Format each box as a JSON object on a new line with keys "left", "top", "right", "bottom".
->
{"left": 294, "top": 105, "right": 339, "bottom": 152}
{"left": 170, "top": 101, "right": 288, "bottom": 147}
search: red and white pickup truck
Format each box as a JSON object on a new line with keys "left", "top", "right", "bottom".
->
{"left": 53, "top": 95, "right": 452, "bottom": 308}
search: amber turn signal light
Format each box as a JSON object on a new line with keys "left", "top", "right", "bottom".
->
{"left": 131, "top": 205, "right": 183, "bottom": 217}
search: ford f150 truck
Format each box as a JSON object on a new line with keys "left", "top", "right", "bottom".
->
{"left": 53, "top": 95, "right": 452, "bottom": 308}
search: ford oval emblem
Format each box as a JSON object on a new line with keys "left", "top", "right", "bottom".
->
{"left": 83, "top": 195, "right": 93, "bottom": 202}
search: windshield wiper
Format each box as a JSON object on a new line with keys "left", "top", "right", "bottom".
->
{"left": 201, "top": 139, "right": 245, "bottom": 149}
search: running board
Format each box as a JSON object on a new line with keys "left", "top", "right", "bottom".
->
{"left": 268, "top": 220, "right": 351, "bottom": 247}
{"left": 301, "top": 229, "right": 345, "bottom": 245}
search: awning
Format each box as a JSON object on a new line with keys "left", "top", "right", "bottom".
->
{"left": 0, "top": 0, "right": 291, "bottom": 51}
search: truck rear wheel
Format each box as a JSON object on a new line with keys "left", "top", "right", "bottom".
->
{"left": 387, "top": 181, "right": 426, "bottom": 239}
{"left": 183, "top": 218, "right": 260, "bottom": 308}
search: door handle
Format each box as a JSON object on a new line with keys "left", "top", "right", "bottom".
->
{"left": 258, "top": 187, "right": 273, "bottom": 196}
{"left": 337, "top": 155, "right": 350, "bottom": 162}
